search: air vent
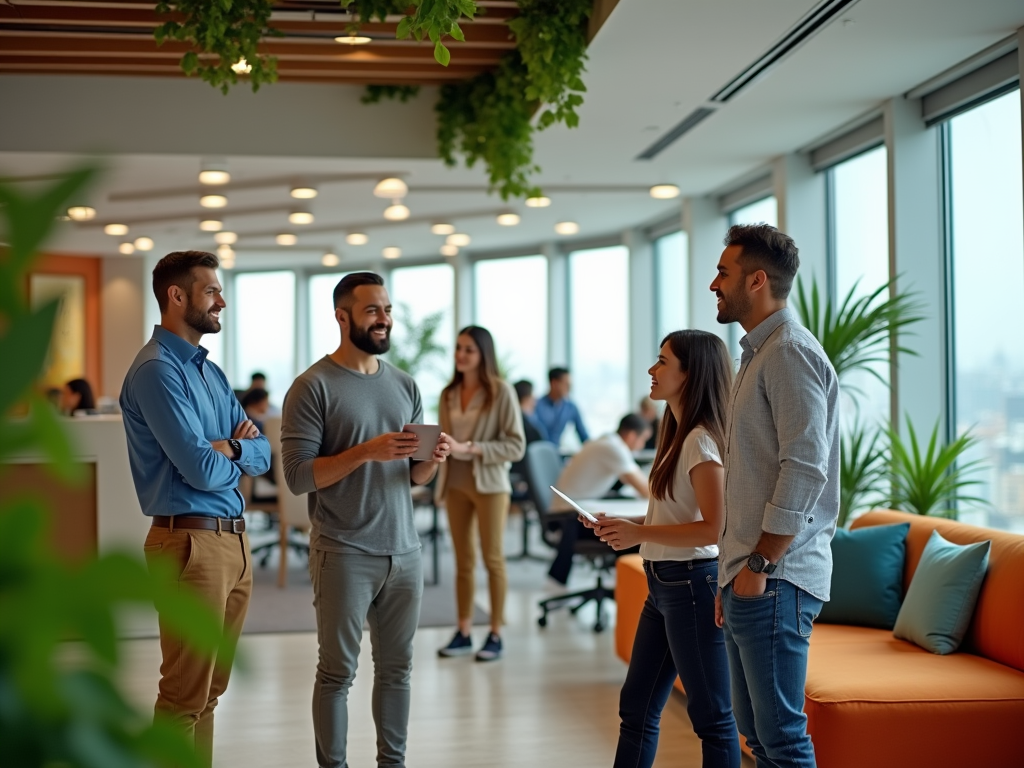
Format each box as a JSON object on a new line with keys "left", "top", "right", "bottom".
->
{"left": 636, "top": 107, "right": 716, "bottom": 160}
{"left": 711, "top": 0, "right": 861, "bottom": 103}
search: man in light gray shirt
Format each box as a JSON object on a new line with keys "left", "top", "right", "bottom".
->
{"left": 281, "top": 272, "right": 451, "bottom": 768}
{"left": 711, "top": 224, "right": 839, "bottom": 768}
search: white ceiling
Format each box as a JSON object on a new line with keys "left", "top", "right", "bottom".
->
{"left": 0, "top": 0, "right": 1021, "bottom": 270}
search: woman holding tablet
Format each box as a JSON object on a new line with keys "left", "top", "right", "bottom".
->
{"left": 436, "top": 326, "right": 526, "bottom": 662}
{"left": 587, "top": 330, "right": 739, "bottom": 768}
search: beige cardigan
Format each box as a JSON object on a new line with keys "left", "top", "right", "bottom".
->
{"left": 435, "top": 379, "right": 526, "bottom": 500}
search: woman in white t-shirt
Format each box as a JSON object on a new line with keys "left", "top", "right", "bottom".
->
{"left": 587, "top": 329, "right": 739, "bottom": 768}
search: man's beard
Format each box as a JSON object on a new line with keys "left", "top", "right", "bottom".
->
{"left": 350, "top": 322, "right": 391, "bottom": 355}
{"left": 185, "top": 295, "right": 221, "bottom": 335}
{"left": 716, "top": 284, "right": 752, "bottom": 325}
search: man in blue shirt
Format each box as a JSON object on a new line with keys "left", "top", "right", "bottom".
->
{"left": 120, "top": 250, "right": 270, "bottom": 767}
{"left": 535, "top": 367, "right": 589, "bottom": 447}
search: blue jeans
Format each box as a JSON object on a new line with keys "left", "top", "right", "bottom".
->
{"left": 614, "top": 559, "right": 740, "bottom": 768}
{"left": 722, "top": 579, "right": 823, "bottom": 768}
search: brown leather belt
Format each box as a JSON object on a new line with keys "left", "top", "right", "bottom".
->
{"left": 151, "top": 515, "right": 246, "bottom": 533}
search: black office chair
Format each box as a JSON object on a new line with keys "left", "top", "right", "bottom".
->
{"left": 522, "top": 441, "right": 618, "bottom": 632}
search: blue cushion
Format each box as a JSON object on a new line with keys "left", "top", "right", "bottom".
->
{"left": 893, "top": 530, "right": 991, "bottom": 655}
{"left": 818, "top": 522, "right": 909, "bottom": 629}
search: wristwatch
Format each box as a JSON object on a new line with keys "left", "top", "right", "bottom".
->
{"left": 746, "top": 552, "right": 777, "bottom": 575}
{"left": 228, "top": 439, "right": 243, "bottom": 461}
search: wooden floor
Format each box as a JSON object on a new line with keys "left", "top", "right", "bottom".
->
{"left": 116, "top": 528, "right": 742, "bottom": 767}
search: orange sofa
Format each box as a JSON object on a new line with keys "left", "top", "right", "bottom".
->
{"left": 614, "top": 510, "right": 1024, "bottom": 768}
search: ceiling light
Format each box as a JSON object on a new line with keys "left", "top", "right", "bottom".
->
{"left": 276, "top": 233, "right": 297, "bottom": 246}
{"left": 384, "top": 203, "right": 410, "bottom": 221}
{"left": 199, "top": 219, "right": 223, "bottom": 232}
{"left": 335, "top": 33, "right": 372, "bottom": 45}
{"left": 67, "top": 206, "right": 96, "bottom": 221}
{"left": 440, "top": 244, "right": 459, "bottom": 257}
{"left": 290, "top": 186, "right": 318, "bottom": 199}
{"left": 496, "top": 213, "right": 520, "bottom": 226}
{"left": 525, "top": 196, "right": 551, "bottom": 208}
{"left": 649, "top": 184, "right": 680, "bottom": 199}
{"left": 289, "top": 211, "right": 314, "bottom": 225}
{"left": 374, "top": 178, "right": 408, "bottom": 199}
{"left": 220, "top": 257, "right": 236, "bottom": 270}
{"left": 214, "top": 231, "right": 238, "bottom": 245}
{"left": 104, "top": 223, "right": 129, "bottom": 236}
{"left": 382, "top": 246, "right": 402, "bottom": 259}
{"left": 216, "top": 244, "right": 235, "bottom": 259}
{"left": 322, "top": 252, "right": 340, "bottom": 267}
{"left": 231, "top": 58, "right": 252, "bottom": 74}
{"left": 554, "top": 221, "right": 580, "bottom": 235}
{"left": 199, "top": 169, "right": 230, "bottom": 185}
{"left": 200, "top": 194, "right": 228, "bottom": 208}
{"left": 118, "top": 242, "right": 135, "bottom": 255}
{"left": 431, "top": 222, "right": 455, "bottom": 235}
{"left": 133, "top": 236, "right": 154, "bottom": 252}
{"left": 346, "top": 232, "right": 369, "bottom": 245}
{"left": 446, "top": 233, "right": 471, "bottom": 247}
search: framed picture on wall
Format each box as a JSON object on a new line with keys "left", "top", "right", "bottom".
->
{"left": 30, "top": 273, "right": 87, "bottom": 391}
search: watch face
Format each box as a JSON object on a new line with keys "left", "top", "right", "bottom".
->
{"left": 747, "top": 553, "right": 767, "bottom": 573}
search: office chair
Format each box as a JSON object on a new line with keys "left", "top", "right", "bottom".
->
{"left": 522, "top": 441, "right": 618, "bottom": 633}
{"left": 262, "top": 417, "right": 311, "bottom": 588}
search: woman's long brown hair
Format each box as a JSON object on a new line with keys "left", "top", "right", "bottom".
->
{"left": 649, "top": 330, "right": 733, "bottom": 502}
{"left": 441, "top": 325, "right": 502, "bottom": 411}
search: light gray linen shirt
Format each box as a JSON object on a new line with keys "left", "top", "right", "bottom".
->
{"left": 719, "top": 307, "right": 840, "bottom": 601}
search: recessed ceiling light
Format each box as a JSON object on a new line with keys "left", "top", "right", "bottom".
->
{"left": 276, "top": 233, "right": 297, "bottom": 246}
{"left": 382, "top": 246, "right": 402, "bottom": 259}
{"left": 554, "top": 221, "right": 579, "bottom": 235}
{"left": 374, "top": 178, "right": 408, "bottom": 199}
{"left": 322, "top": 252, "right": 340, "bottom": 267}
{"left": 290, "top": 186, "right": 318, "bottom": 199}
{"left": 199, "top": 219, "right": 223, "bottom": 232}
{"left": 216, "top": 244, "right": 235, "bottom": 259}
{"left": 650, "top": 184, "right": 680, "bottom": 199}
{"left": 384, "top": 203, "right": 410, "bottom": 221}
{"left": 335, "top": 34, "right": 372, "bottom": 45}
{"left": 67, "top": 206, "right": 96, "bottom": 221}
{"left": 440, "top": 244, "right": 459, "bottom": 257}
{"left": 133, "top": 236, "right": 154, "bottom": 251}
{"left": 231, "top": 58, "right": 252, "bottom": 74}
{"left": 200, "top": 194, "right": 228, "bottom": 209}
{"left": 496, "top": 213, "right": 520, "bottom": 226}
{"left": 199, "top": 169, "right": 230, "bottom": 185}
{"left": 525, "top": 196, "right": 551, "bottom": 208}
{"left": 289, "top": 211, "right": 314, "bottom": 225}
{"left": 104, "top": 223, "right": 129, "bottom": 236}
{"left": 214, "top": 231, "right": 238, "bottom": 245}
{"left": 446, "top": 233, "right": 471, "bottom": 247}
{"left": 431, "top": 223, "right": 456, "bottom": 235}
{"left": 346, "top": 232, "right": 369, "bottom": 245}
{"left": 220, "top": 258, "right": 236, "bottom": 270}
{"left": 118, "top": 242, "right": 135, "bottom": 255}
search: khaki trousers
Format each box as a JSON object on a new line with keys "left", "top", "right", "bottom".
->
{"left": 445, "top": 486, "right": 510, "bottom": 626}
{"left": 143, "top": 525, "right": 252, "bottom": 768}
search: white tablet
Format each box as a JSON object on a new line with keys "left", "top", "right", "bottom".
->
{"left": 550, "top": 486, "right": 599, "bottom": 523}
{"left": 403, "top": 424, "right": 442, "bottom": 461}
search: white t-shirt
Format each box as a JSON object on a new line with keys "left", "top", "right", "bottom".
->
{"left": 639, "top": 426, "right": 722, "bottom": 562}
{"left": 550, "top": 433, "right": 641, "bottom": 511}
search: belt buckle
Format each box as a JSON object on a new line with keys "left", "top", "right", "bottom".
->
{"left": 230, "top": 518, "right": 244, "bottom": 534}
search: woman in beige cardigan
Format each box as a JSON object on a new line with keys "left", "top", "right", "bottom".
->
{"left": 436, "top": 325, "right": 526, "bottom": 662}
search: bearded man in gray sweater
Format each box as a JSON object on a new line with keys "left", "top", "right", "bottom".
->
{"left": 281, "top": 272, "right": 451, "bottom": 768}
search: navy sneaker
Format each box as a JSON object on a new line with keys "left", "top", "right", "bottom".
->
{"left": 475, "top": 632, "right": 503, "bottom": 662}
{"left": 438, "top": 631, "right": 474, "bottom": 657}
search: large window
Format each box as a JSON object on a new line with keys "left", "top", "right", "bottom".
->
{"left": 569, "top": 245, "right": 630, "bottom": 444}
{"left": 473, "top": 255, "right": 548, "bottom": 391}
{"left": 729, "top": 196, "right": 778, "bottom": 227}
{"left": 830, "top": 145, "right": 890, "bottom": 430}
{"left": 948, "top": 90, "right": 1024, "bottom": 531}
{"left": 655, "top": 230, "right": 688, "bottom": 342}
{"left": 308, "top": 272, "right": 349, "bottom": 363}
{"left": 232, "top": 271, "right": 296, "bottom": 407}
{"left": 387, "top": 263, "right": 455, "bottom": 421}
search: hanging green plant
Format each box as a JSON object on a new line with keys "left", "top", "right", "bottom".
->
{"left": 361, "top": 84, "right": 422, "bottom": 104}
{"left": 346, "top": 0, "right": 477, "bottom": 66}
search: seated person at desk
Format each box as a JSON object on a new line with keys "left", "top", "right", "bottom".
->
{"left": 60, "top": 377, "right": 97, "bottom": 416}
{"left": 639, "top": 396, "right": 661, "bottom": 451}
{"left": 535, "top": 367, "right": 589, "bottom": 447}
{"left": 240, "top": 387, "right": 271, "bottom": 432}
{"left": 514, "top": 379, "right": 548, "bottom": 444}
{"left": 547, "top": 413, "right": 651, "bottom": 585}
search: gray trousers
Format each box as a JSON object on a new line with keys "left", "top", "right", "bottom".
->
{"left": 310, "top": 548, "right": 423, "bottom": 768}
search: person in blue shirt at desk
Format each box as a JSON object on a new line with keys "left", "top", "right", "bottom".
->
{"left": 120, "top": 250, "right": 270, "bottom": 768}
{"left": 535, "top": 367, "right": 589, "bottom": 447}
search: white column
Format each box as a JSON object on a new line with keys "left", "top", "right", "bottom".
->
{"left": 294, "top": 269, "right": 309, "bottom": 374}
{"left": 683, "top": 196, "right": 728, "bottom": 339}
{"left": 452, "top": 251, "right": 473, "bottom": 331}
{"left": 544, "top": 241, "right": 569, "bottom": 368}
{"left": 101, "top": 256, "right": 146, "bottom": 399}
{"left": 624, "top": 227, "right": 656, "bottom": 408}
{"left": 885, "top": 95, "right": 946, "bottom": 436}
{"left": 774, "top": 152, "right": 828, "bottom": 289}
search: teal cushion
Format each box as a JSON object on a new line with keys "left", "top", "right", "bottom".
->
{"left": 818, "top": 522, "right": 909, "bottom": 629}
{"left": 893, "top": 530, "right": 991, "bottom": 655}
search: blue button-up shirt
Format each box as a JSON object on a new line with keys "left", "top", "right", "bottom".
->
{"left": 120, "top": 326, "right": 271, "bottom": 518}
{"left": 535, "top": 395, "right": 589, "bottom": 445}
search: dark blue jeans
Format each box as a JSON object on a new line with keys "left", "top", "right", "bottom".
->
{"left": 614, "top": 559, "right": 740, "bottom": 768}
{"left": 722, "top": 579, "right": 823, "bottom": 768}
